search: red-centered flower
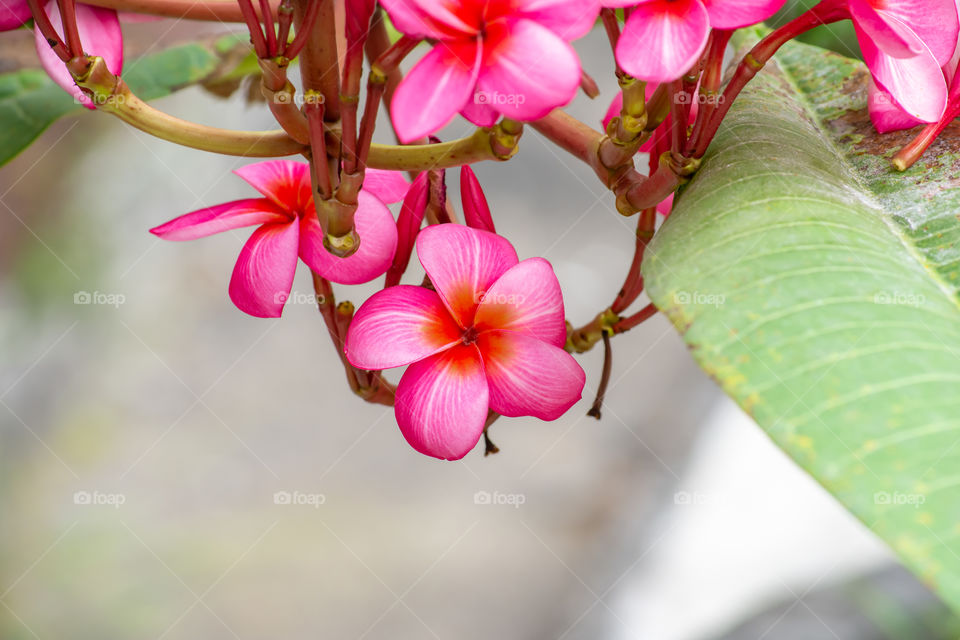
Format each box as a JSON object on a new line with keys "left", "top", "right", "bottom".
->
{"left": 379, "top": 0, "right": 600, "bottom": 142}
{"left": 151, "top": 160, "right": 409, "bottom": 318}
{"left": 602, "top": 0, "right": 785, "bottom": 83}
{"left": 345, "top": 224, "right": 586, "bottom": 461}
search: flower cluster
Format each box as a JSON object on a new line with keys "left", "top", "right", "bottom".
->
{"left": 7, "top": 0, "right": 960, "bottom": 460}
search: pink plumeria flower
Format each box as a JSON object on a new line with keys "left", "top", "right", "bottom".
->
{"left": 602, "top": 0, "right": 784, "bottom": 83}
{"left": 379, "top": 0, "right": 600, "bottom": 142}
{"left": 151, "top": 160, "right": 409, "bottom": 318}
{"left": 1, "top": 0, "right": 125, "bottom": 108}
{"left": 345, "top": 224, "right": 586, "bottom": 461}
{"left": 863, "top": 0, "right": 960, "bottom": 130}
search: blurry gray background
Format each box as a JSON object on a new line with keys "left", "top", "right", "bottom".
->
{"left": 0, "top": 8, "right": 955, "bottom": 640}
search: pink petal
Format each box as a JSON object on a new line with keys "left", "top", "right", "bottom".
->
{"left": 233, "top": 160, "right": 310, "bottom": 212}
{"left": 477, "top": 331, "right": 584, "bottom": 420}
{"left": 848, "top": 0, "right": 923, "bottom": 59}
{"left": 515, "top": 0, "right": 601, "bottom": 40}
{"left": 34, "top": 1, "right": 123, "bottom": 108}
{"left": 387, "top": 172, "right": 429, "bottom": 287}
{"left": 474, "top": 258, "right": 567, "bottom": 348}
{"left": 228, "top": 220, "right": 300, "bottom": 318}
{"left": 379, "top": 0, "right": 476, "bottom": 39}
{"left": 868, "top": 79, "right": 923, "bottom": 133}
{"left": 858, "top": 24, "right": 947, "bottom": 123}
{"left": 345, "top": 285, "right": 462, "bottom": 370}
{"left": 395, "top": 344, "right": 489, "bottom": 460}
{"left": 616, "top": 0, "right": 710, "bottom": 83}
{"left": 416, "top": 223, "right": 518, "bottom": 328}
{"left": 460, "top": 166, "right": 495, "bottom": 233}
{"left": 0, "top": 0, "right": 30, "bottom": 30}
{"left": 861, "top": 0, "right": 959, "bottom": 65}
{"left": 298, "top": 189, "right": 398, "bottom": 285}
{"left": 391, "top": 38, "right": 483, "bottom": 143}
{"left": 362, "top": 168, "right": 410, "bottom": 204}
{"left": 460, "top": 98, "right": 500, "bottom": 127}
{"left": 477, "top": 18, "right": 581, "bottom": 121}
{"left": 150, "top": 199, "right": 290, "bottom": 241}
{"left": 701, "top": 0, "right": 786, "bottom": 30}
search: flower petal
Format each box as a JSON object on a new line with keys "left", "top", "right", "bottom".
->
{"left": 379, "top": 0, "right": 476, "bottom": 39}
{"left": 416, "top": 223, "right": 518, "bottom": 328}
{"left": 868, "top": 79, "right": 923, "bottom": 133}
{"left": 848, "top": 0, "right": 922, "bottom": 59}
{"left": 1, "top": 0, "right": 31, "bottom": 30}
{"left": 860, "top": 0, "right": 959, "bottom": 65}
{"left": 858, "top": 24, "right": 947, "bottom": 123}
{"left": 34, "top": 1, "right": 123, "bottom": 107}
{"left": 299, "top": 189, "right": 398, "bottom": 285}
{"left": 477, "top": 331, "right": 584, "bottom": 420}
{"left": 362, "top": 168, "right": 410, "bottom": 204}
{"left": 391, "top": 39, "right": 482, "bottom": 143}
{"left": 460, "top": 165, "right": 495, "bottom": 233}
{"left": 701, "top": 0, "right": 785, "bottom": 30}
{"left": 460, "top": 97, "right": 500, "bottom": 127}
{"left": 477, "top": 18, "right": 581, "bottom": 121}
{"left": 150, "top": 199, "right": 289, "bottom": 241}
{"left": 395, "top": 344, "right": 489, "bottom": 460}
{"left": 474, "top": 257, "right": 567, "bottom": 347}
{"left": 233, "top": 160, "right": 311, "bottom": 212}
{"left": 515, "top": 0, "right": 600, "bottom": 40}
{"left": 345, "top": 285, "right": 462, "bottom": 370}
{"left": 228, "top": 220, "right": 300, "bottom": 318}
{"left": 616, "top": 0, "right": 709, "bottom": 83}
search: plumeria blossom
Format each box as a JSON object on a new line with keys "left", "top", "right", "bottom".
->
{"left": 151, "top": 160, "right": 409, "bottom": 318}
{"left": 0, "top": 0, "right": 124, "bottom": 108}
{"left": 346, "top": 224, "right": 586, "bottom": 460}
{"left": 866, "top": 2, "right": 960, "bottom": 132}
{"left": 379, "top": 0, "right": 600, "bottom": 142}
{"left": 602, "top": 0, "right": 784, "bottom": 83}
{"left": 847, "top": 0, "right": 959, "bottom": 123}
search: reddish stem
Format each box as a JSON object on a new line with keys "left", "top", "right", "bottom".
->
{"left": 613, "top": 302, "right": 658, "bottom": 333}
{"left": 26, "top": 0, "right": 71, "bottom": 61}
{"left": 611, "top": 208, "right": 656, "bottom": 315}
{"left": 259, "top": 0, "right": 277, "bottom": 55}
{"left": 237, "top": 0, "right": 268, "bottom": 56}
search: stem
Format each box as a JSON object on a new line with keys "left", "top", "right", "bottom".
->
{"left": 276, "top": 0, "right": 294, "bottom": 49}
{"left": 586, "top": 332, "right": 612, "bottom": 420}
{"left": 611, "top": 208, "right": 656, "bottom": 314}
{"left": 687, "top": 29, "right": 733, "bottom": 152}
{"left": 600, "top": 8, "right": 620, "bottom": 56}
{"left": 892, "top": 108, "right": 960, "bottom": 170}
{"left": 293, "top": 0, "right": 340, "bottom": 121}
{"left": 83, "top": 0, "right": 278, "bottom": 21}
{"left": 259, "top": 0, "right": 277, "bottom": 55}
{"left": 304, "top": 92, "right": 333, "bottom": 199}
{"left": 56, "top": 0, "right": 83, "bottom": 57}
{"left": 26, "top": 0, "right": 70, "bottom": 61}
{"left": 613, "top": 302, "right": 657, "bottom": 333}
{"left": 237, "top": 0, "right": 269, "bottom": 57}
{"left": 259, "top": 58, "right": 310, "bottom": 144}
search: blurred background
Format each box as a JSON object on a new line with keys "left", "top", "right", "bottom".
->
{"left": 1, "top": 2, "right": 958, "bottom": 638}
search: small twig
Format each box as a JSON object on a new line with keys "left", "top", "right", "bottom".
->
{"left": 587, "top": 331, "right": 612, "bottom": 420}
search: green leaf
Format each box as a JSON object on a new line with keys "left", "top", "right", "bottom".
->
{"left": 0, "top": 34, "right": 254, "bottom": 167}
{"left": 643, "top": 36, "right": 960, "bottom": 610}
